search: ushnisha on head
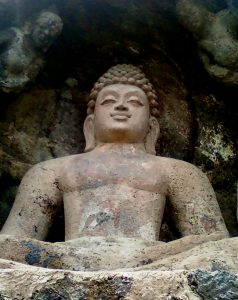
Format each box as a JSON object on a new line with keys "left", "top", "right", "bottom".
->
{"left": 84, "top": 64, "right": 160, "bottom": 155}
{"left": 87, "top": 64, "right": 159, "bottom": 117}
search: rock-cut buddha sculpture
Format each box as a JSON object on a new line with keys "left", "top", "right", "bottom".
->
{"left": 0, "top": 64, "right": 233, "bottom": 271}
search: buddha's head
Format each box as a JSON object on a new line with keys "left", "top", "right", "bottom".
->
{"left": 84, "top": 64, "right": 160, "bottom": 155}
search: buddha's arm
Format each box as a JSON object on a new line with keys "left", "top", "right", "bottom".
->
{"left": 167, "top": 160, "right": 229, "bottom": 238}
{"left": 1, "top": 162, "right": 62, "bottom": 240}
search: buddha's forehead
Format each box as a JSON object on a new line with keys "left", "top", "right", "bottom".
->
{"left": 97, "top": 84, "right": 148, "bottom": 99}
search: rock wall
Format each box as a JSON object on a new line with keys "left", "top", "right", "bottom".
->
{"left": 0, "top": 0, "right": 237, "bottom": 239}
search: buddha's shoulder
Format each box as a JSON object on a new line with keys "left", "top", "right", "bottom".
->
{"left": 153, "top": 156, "right": 203, "bottom": 177}
{"left": 24, "top": 153, "right": 85, "bottom": 177}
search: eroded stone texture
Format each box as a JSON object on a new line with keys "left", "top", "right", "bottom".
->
{"left": 0, "top": 267, "right": 236, "bottom": 300}
{"left": 0, "top": 268, "right": 202, "bottom": 299}
{"left": 177, "top": 0, "right": 238, "bottom": 86}
{"left": 188, "top": 269, "right": 238, "bottom": 300}
{"left": 0, "top": 10, "right": 63, "bottom": 92}
{"left": 0, "top": 87, "right": 85, "bottom": 180}
{"left": 191, "top": 91, "right": 238, "bottom": 236}
{"left": 0, "top": 234, "right": 237, "bottom": 272}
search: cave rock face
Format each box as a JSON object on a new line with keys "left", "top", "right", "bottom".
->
{"left": 177, "top": 0, "right": 238, "bottom": 86}
{"left": 0, "top": 0, "right": 237, "bottom": 250}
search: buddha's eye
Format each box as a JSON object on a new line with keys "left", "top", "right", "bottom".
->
{"left": 127, "top": 98, "right": 144, "bottom": 106}
{"left": 100, "top": 98, "right": 117, "bottom": 105}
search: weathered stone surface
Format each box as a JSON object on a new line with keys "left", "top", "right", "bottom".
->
{"left": 135, "top": 237, "right": 238, "bottom": 274}
{"left": 0, "top": 10, "right": 63, "bottom": 92}
{"left": 0, "top": 267, "right": 237, "bottom": 299}
{"left": 191, "top": 91, "right": 238, "bottom": 236}
{"left": 177, "top": 0, "right": 238, "bottom": 86}
{"left": 0, "top": 87, "right": 85, "bottom": 180}
{"left": 188, "top": 269, "right": 238, "bottom": 300}
{"left": 0, "top": 268, "right": 202, "bottom": 299}
{"left": 0, "top": 234, "right": 237, "bottom": 273}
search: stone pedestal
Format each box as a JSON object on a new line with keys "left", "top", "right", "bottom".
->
{"left": 1, "top": 234, "right": 238, "bottom": 299}
{"left": 0, "top": 268, "right": 238, "bottom": 299}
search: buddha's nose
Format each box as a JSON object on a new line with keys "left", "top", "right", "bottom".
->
{"left": 115, "top": 100, "right": 128, "bottom": 111}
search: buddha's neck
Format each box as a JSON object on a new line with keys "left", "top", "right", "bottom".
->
{"left": 94, "top": 142, "right": 147, "bottom": 155}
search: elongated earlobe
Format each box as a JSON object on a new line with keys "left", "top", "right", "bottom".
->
{"left": 145, "top": 117, "right": 160, "bottom": 155}
{"left": 83, "top": 114, "right": 95, "bottom": 152}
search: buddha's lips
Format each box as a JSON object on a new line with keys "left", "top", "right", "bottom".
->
{"left": 110, "top": 113, "right": 131, "bottom": 119}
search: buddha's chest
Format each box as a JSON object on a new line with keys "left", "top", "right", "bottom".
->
{"left": 60, "top": 154, "right": 167, "bottom": 240}
{"left": 60, "top": 154, "right": 167, "bottom": 193}
{"left": 63, "top": 184, "right": 166, "bottom": 241}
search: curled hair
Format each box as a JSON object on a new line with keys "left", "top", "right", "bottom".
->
{"left": 87, "top": 64, "right": 159, "bottom": 117}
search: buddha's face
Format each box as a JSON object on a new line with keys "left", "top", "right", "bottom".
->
{"left": 94, "top": 84, "right": 150, "bottom": 144}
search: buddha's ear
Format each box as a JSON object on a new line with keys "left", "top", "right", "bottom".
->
{"left": 145, "top": 116, "right": 160, "bottom": 155}
{"left": 83, "top": 114, "right": 95, "bottom": 152}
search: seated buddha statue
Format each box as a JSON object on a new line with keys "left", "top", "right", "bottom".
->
{"left": 0, "top": 64, "right": 230, "bottom": 271}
